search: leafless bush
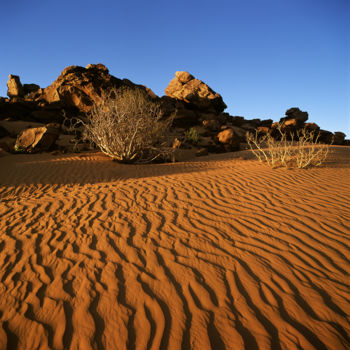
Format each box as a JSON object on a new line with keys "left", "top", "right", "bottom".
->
{"left": 246, "top": 123, "right": 332, "bottom": 168}
{"left": 83, "top": 88, "right": 173, "bottom": 163}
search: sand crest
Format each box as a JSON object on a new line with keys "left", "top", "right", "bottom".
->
{"left": 0, "top": 147, "right": 349, "bottom": 350}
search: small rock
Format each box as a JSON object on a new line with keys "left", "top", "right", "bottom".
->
{"left": 195, "top": 148, "right": 209, "bottom": 157}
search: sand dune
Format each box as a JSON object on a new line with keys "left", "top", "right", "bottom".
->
{"left": 0, "top": 147, "right": 349, "bottom": 350}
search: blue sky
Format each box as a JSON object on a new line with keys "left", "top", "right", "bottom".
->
{"left": 1, "top": 0, "right": 349, "bottom": 135}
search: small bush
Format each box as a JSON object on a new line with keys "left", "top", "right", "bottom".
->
{"left": 83, "top": 88, "right": 173, "bottom": 163}
{"left": 246, "top": 123, "right": 332, "bottom": 168}
{"left": 184, "top": 127, "right": 200, "bottom": 145}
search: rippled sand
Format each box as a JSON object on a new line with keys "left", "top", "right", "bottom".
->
{"left": 0, "top": 147, "right": 349, "bottom": 350}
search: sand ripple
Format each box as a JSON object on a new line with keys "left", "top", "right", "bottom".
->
{"left": 0, "top": 148, "right": 349, "bottom": 349}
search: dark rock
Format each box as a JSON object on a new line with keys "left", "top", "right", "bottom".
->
{"left": 280, "top": 107, "right": 308, "bottom": 123}
{"left": 23, "top": 83, "right": 41, "bottom": 96}
{"left": 333, "top": 132, "right": 346, "bottom": 145}
{"left": 0, "top": 125, "right": 8, "bottom": 138}
{"left": 0, "top": 137, "right": 15, "bottom": 152}
{"left": 304, "top": 123, "right": 320, "bottom": 132}
{"left": 260, "top": 119, "right": 273, "bottom": 127}
{"left": 202, "top": 119, "right": 221, "bottom": 131}
{"left": 318, "top": 130, "right": 334, "bottom": 144}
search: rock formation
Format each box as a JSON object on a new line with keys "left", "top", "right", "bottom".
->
{"left": 0, "top": 64, "right": 348, "bottom": 157}
{"left": 7, "top": 75, "right": 24, "bottom": 98}
{"left": 165, "top": 71, "right": 227, "bottom": 113}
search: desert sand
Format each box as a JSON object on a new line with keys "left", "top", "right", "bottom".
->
{"left": 0, "top": 147, "right": 349, "bottom": 350}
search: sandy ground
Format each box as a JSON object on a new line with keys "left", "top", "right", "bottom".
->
{"left": 0, "top": 146, "right": 349, "bottom": 350}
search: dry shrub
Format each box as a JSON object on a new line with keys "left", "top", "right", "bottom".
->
{"left": 246, "top": 123, "right": 332, "bottom": 168}
{"left": 84, "top": 88, "right": 173, "bottom": 163}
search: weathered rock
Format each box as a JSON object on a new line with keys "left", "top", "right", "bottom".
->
{"left": 0, "top": 120, "right": 45, "bottom": 137}
{"left": 29, "top": 110, "right": 64, "bottom": 123}
{"left": 256, "top": 126, "right": 270, "bottom": 134}
{"left": 39, "top": 63, "right": 152, "bottom": 114}
{"left": 7, "top": 75, "right": 24, "bottom": 98}
{"left": 202, "top": 119, "right": 221, "bottom": 131}
{"left": 304, "top": 122, "right": 320, "bottom": 131}
{"left": 240, "top": 122, "right": 256, "bottom": 131}
{"left": 15, "top": 125, "right": 60, "bottom": 152}
{"left": 171, "top": 108, "right": 199, "bottom": 128}
{"left": 318, "top": 130, "right": 334, "bottom": 144}
{"left": 333, "top": 132, "right": 346, "bottom": 145}
{"left": 23, "top": 83, "right": 41, "bottom": 96}
{"left": 0, "top": 98, "right": 38, "bottom": 120}
{"left": 175, "top": 71, "right": 194, "bottom": 84}
{"left": 229, "top": 116, "right": 245, "bottom": 126}
{"left": 281, "top": 107, "right": 308, "bottom": 123}
{"left": 165, "top": 71, "right": 227, "bottom": 113}
{"left": 260, "top": 119, "right": 273, "bottom": 127}
{"left": 284, "top": 118, "right": 301, "bottom": 127}
{"left": 216, "top": 128, "right": 240, "bottom": 151}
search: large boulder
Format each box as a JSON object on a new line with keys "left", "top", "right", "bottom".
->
{"left": 333, "top": 132, "right": 346, "bottom": 145}
{"left": 165, "top": 71, "right": 227, "bottom": 113}
{"left": 39, "top": 63, "right": 153, "bottom": 114}
{"left": 280, "top": 107, "right": 308, "bottom": 124}
{"left": 7, "top": 75, "right": 24, "bottom": 98}
{"left": 216, "top": 128, "right": 240, "bottom": 151}
{"left": 15, "top": 124, "right": 60, "bottom": 153}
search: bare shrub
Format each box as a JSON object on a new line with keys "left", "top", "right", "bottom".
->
{"left": 83, "top": 88, "right": 173, "bottom": 163}
{"left": 246, "top": 123, "right": 332, "bottom": 168}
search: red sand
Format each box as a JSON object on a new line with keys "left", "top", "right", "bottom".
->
{"left": 0, "top": 146, "right": 349, "bottom": 349}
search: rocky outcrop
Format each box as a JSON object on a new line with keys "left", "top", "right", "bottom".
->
{"left": 165, "top": 71, "right": 227, "bottom": 113}
{"left": 40, "top": 63, "right": 153, "bottom": 114}
{"left": 15, "top": 124, "right": 60, "bottom": 153}
{"left": 7, "top": 75, "right": 24, "bottom": 98}
{"left": 1, "top": 63, "right": 348, "bottom": 156}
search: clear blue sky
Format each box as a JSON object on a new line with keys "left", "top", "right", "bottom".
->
{"left": 1, "top": 0, "right": 349, "bottom": 135}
